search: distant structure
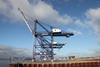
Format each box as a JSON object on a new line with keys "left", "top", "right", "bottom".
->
{"left": 18, "top": 8, "right": 74, "bottom": 61}
{"left": 68, "top": 56, "right": 75, "bottom": 60}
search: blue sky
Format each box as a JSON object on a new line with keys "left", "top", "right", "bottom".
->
{"left": 43, "top": 0, "right": 100, "bottom": 17}
{"left": 0, "top": 0, "right": 100, "bottom": 57}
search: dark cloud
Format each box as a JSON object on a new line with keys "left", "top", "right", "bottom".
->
{"left": 0, "top": 45, "right": 32, "bottom": 58}
{"left": 0, "top": 45, "right": 32, "bottom": 67}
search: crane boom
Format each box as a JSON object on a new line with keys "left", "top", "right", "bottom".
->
{"left": 18, "top": 8, "right": 33, "bottom": 33}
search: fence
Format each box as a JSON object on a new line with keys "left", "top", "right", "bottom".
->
{"left": 10, "top": 61, "right": 100, "bottom": 67}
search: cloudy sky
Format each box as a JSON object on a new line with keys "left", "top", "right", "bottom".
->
{"left": 0, "top": 0, "right": 100, "bottom": 57}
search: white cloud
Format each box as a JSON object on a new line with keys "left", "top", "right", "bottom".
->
{"left": 0, "top": 0, "right": 33, "bottom": 23}
{"left": 0, "top": 0, "right": 87, "bottom": 33}
{"left": 86, "top": 8, "right": 100, "bottom": 41}
{"left": 0, "top": 0, "right": 7, "bottom": 10}
{"left": 67, "top": 28, "right": 82, "bottom": 35}
{"left": 0, "top": 0, "right": 74, "bottom": 25}
{"left": 33, "top": 1, "right": 73, "bottom": 25}
{"left": 86, "top": 8, "right": 100, "bottom": 21}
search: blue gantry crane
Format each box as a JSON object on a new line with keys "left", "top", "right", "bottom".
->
{"left": 18, "top": 8, "right": 74, "bottom": 61}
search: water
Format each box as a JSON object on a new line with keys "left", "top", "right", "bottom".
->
{"left": 0, "top": 60, "right": 10, "bottom": 67}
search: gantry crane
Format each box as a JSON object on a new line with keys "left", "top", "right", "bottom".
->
{"left": 18, "top": 8, "right": 74, "bottom": 61}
